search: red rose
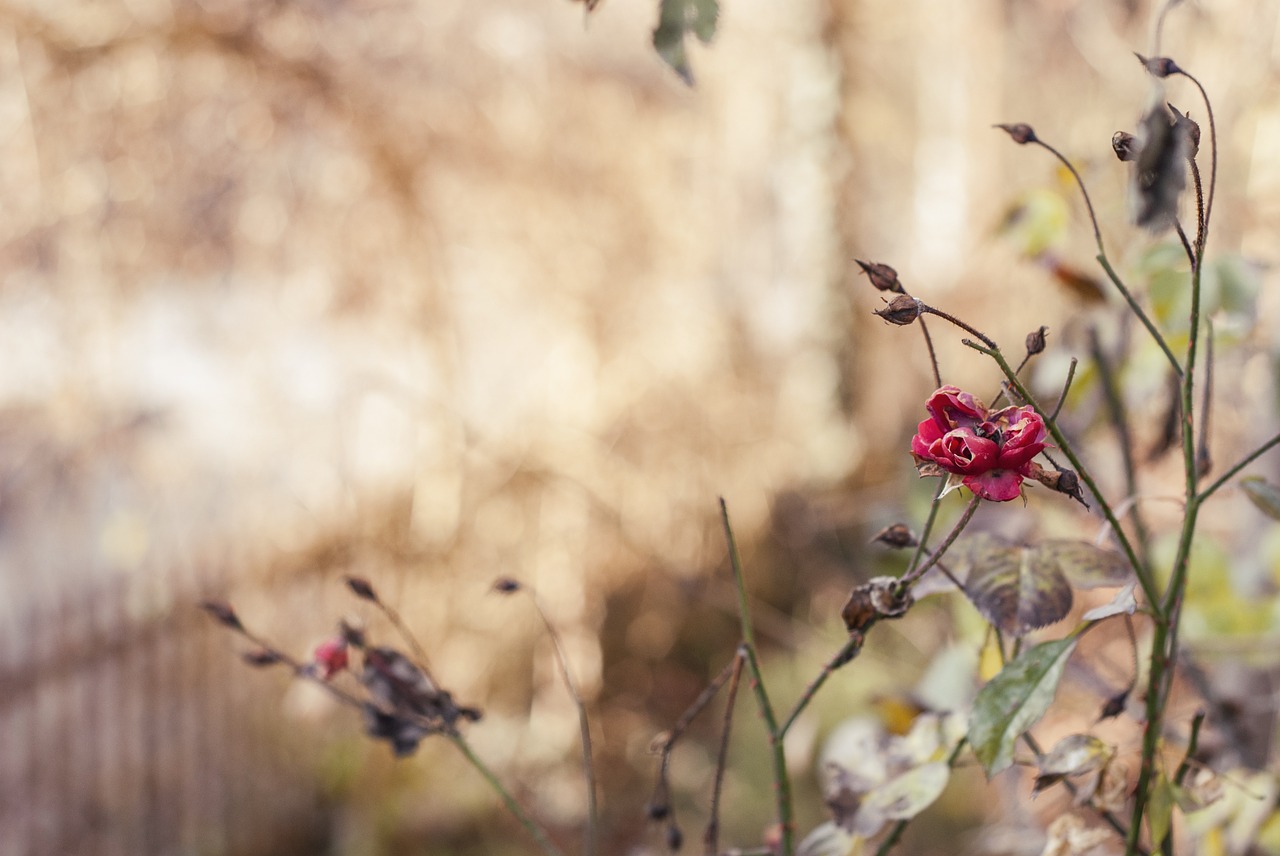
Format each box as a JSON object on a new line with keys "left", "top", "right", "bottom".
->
{"left": 911, "top": 388, "right": 1049, "bottom": 502}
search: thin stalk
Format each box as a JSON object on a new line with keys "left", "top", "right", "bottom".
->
{"left": 1196, "top": 322, "right": 1214, "bottom": 477}
{"left": 1026, "top": 136, "right": 1182, "bottom": 377}
{"left": 529, "top": 594, "right": 598, "bottom": 856}
{"left": 963, "top": 341, "right": 1160, "bottom": 610}
{"left": 1050, "top": 357, "right": 1079, "bottom": 422}
{"left": 1199, "top": 431, "right": 1280, "bottom": 501}
{"left": 919, "top": 316, "right": 942, "bottom": 389}
{"left": 1174, "top": 711, "right": 1206, "bottom": 787}
{"left": 1096, "top": 254, "right": 1183, "bottom": 377}
{"left": 705, "top": 653, "right": 745, "bottom": 855}
{"left": 448, "top": 734, "right": 567, "bottom": 856}
{"left": 720, "top": 498, "right": 793, "bottom": 855}
{"left": 1088, "top": 326, "right": 1151, "bottom": 565}
{"left": 920, "top": 305, "right": 997, "bottom": 350}
{"left": 897, "top": 495, "right": 981, "bottom": 592}
{"left": 1179, "top": 71, "right": 1217, "bottom": 258}
{"left": 1174, "top": 220, "right": 1196, "bottom": 272}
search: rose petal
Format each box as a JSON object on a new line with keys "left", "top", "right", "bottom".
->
{"left": 963, "top": 469, "right": 1025, "bottom": 502}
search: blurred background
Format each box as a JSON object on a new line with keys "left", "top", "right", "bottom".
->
{"left": 2, "top": 0, "right": 1280, "bottom": 854}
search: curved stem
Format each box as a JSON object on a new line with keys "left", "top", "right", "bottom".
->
{"left": 963, "top": 340, "right": 1160, "bottom": 611}
{"left": 1180, "top": 71, "right": 1217, "bottom": 258}
{"left": 449, "top": 734, "right": 567, "bottom": 856}
{"left": 1096, "top": 254, "right": 1183, "bottom": 377}
{"left": 921, "top": 305, "right": 997, "bottom": 350}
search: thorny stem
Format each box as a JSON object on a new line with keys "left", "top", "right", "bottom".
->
{"left": 896, "top": 495, "right": 981, "bottom": 593}
{"left": 1174, "top": 710, "right": 1206, "bottom": 787}
{"left": 1190, "top": 157, "right": 1205, "bottom": 254}
{"left": 528, "top": 593, "right": 599, "bottom": 856}
{"left": 921, "top": 305, "right": 997, "bottom": 350}
{"left": 1179, "top": 71, "right": 1217, "bottom": 258}
{"left": 720, "top": 498, "right": 794, "bottom": 855}
{"left": 1025, "top": 136, "right": 1183, "bottom": 377}
{"left": 705, "top": 653, "right": 745, "bottom": 856}
{"left": 778, "top": 482, "right": 949, "bottom": 739}
{"left": 1174, "top": 220, "right": 1196, "bottom": 272}
{"left": 448, "top": 733, "right": 568, "bottom": 856}
{"left": 1050, "top": 357, "right": 1078, "bottom": 422}
{"left": 963, "top": 340, "right": 1160, "bottom": 611}
{"left": 1088, "top": 326, "right": 1152, "bottom": 566}
{"left": 1197, "top": 323, "right": 1214, "bottom": 477}
{"left": 1199, "top": 431, "right": 1280, "bottom": 501}
{"left": 918, "top": 315, "right": 942, "bottom": 389}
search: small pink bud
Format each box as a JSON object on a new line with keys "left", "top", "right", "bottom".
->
{"left": 313, "top": 637, "right": 349, "bottom": 680}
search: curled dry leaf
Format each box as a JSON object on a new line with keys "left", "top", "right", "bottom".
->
{"left": 1032, "top": 734, "right": 1114, "bottom": 800}
{"left": 1241, "top": 476, "right": 1280, "bottom": 520}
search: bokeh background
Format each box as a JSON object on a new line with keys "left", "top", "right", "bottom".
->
{"left": 2, "top": 0, "right": 1280, "bottom": 854}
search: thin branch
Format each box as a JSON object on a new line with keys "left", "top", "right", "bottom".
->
{"left": 528, "top": 592, "right": 598, "bottom": 856}
{"left": 1179, "top": 71, "right": 1217, "bottom": 258}
{"left": 720, "top": 498, "right": 794, "bottom": 855}
{"left": 1088, "top": 326, "right": 1151, "bottom": 565}
{"left": 705, "top": 653, "right": 745, "bottom": 856}
{"left": 449, "top": 734, "right": 568, "bottom": 856}
{"left": 1198, "top": 431, "right": 1280, "bottom": 501}
{"left": 1050, "top": 357, "right": 1079, "bottom": 422}
{"left": 918, "top": 316, "right": 942, "bottom": 389}
{"left": 1196, "top": 320, "right": 1214, "bottom": 477}
{"left": 920, "top": 305, "right": 998, "bottom": 350}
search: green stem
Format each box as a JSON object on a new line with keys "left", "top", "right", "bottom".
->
{"left": 448, "top": 734, "right": 566, "bottom": 856}
{"left": 1198, "top": 431, "right": 1280, "bottom": 501}
{"left": 964, "top": 341, "right": 1160, "bottom": 611}
{"left": 720, "top": 498, "right": 794, "bottom": 855}
{"left": 1096, "top": 254, "right": 1183, "bottom": 378}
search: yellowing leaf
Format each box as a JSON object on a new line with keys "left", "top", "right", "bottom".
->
{"left": 1242, "top": 477, "right": 1280, "bottom": 521}
{"left": 796, "top": 821, "right": 861, "bottom": 856}
{"left": 1033, "top": 734, "right": 1113, "bottom": 798}
{"left": 970, "top": 638, "right": 1077, "bottom": 776}
{"left": 1149, "top": 773, "right": 1176, "bottom": 851}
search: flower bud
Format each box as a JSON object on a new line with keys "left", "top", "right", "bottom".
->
{"left": 1111, "top": 131, "right": 1139, "bottom": 163}
{"left": 242, "top": 648, "right": 283, "bottom": 667}
{"left": 1135, "top": 53, "right": 1181, "bottom": 78}
{"left": 313, "top": 636, "right": 350, "bottom": 680}
{"left": 345, "top": 576, "right": 378, "bottom": 602}
{"left": 855, "top": 259, "right": 904, "bottom": 293}
{"left": 874, "top": 294, "right": 922, "bottom": 326}
{"left": 1025, "top": 325, "right": 1049, "bottom": 356}
{"left": 871, "top": 523, "right": 918, "bottom": 549}
{"left": 995, "top": 123, "right": 1038, "bottom": 145}
{"left": 1168, "top": 103, "right": 1201, "bottom": 158}
{"left": 492, "top": 577, "right": 522, "bottom": 594}
{"left": 199, "top": 600, "right": 243, "bottom": 631}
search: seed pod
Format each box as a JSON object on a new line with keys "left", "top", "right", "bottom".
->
{"left": 874, "top": 294, "right": 922, "bottom": 326}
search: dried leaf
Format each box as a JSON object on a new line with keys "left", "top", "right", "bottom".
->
{"left": 1082, "top": 581, "right": 1138, "bottom": 621}
{"left": 1033, "top": 734, "right": 1113, "bottom": 797}
{"left": 1241, "top": 477, "right": 1280, "bottom": 521}
{"left": 970, "top": 637, "right": 1077, "bottom": 776}
{"left": 965, "top": 537, "right": 1074, "bottom": 636}
{"left": 1042, "top": 540, "right": 1134, "bottom": 589}
{"left": 1040, "top": 813, "right": 1112, "bottom": 856}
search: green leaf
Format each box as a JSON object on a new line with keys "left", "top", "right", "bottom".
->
{"left": 968, "top": 637, "right": 1077, "bottom": 776}
{"left": 964, "top": 536, "right": 1074, "bottom": 636}
{"left": 1242, "top": 477, "right": 1280, "bottom": 521}
{"left": 1149, "top": 772, "right": 1176, "bottom": 851}
{"left": 653, "top": 0, "right": 719, "bottom": 85}
{"left": 1042, "top": 540, "right": 1134, "bottom": 589}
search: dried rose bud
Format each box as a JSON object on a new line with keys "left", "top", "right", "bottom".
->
{"left": 1168, "top": 103, "right": 1201, "bottom": 158}
{"left": 492, "top": 577, "right": 521, "bottom": 594}
{"left": 242, "top": 648, "right": 283, "bottom": 667}
{"left": 339, "top": 618, "right": 367, "bottom": 648}
{"left": 1099, "top": 689, "right": 1129, "bottom": 721}
{"left": 647, "top": 801, "right": 670, "bottom": 821}
{"left": 1112, "top": 131, "right": 1139, "bottom": 163}
{"left": 874, "top": 294, "right": 922, "bottom": 326}
{"left": 1026, "top": 462, "right": 1088, "bottom": 507}
{"left": 1135, "top": 53, "right": 1181, "bottom": 78}
{"left": 854, "top": 259, "right": 904, "bottom": 293}
{"left": 871, "top": 523, "right": 918, "bottom": 549}
{"left": 995, "top": 123, "right": 1037, "bottom": 145}
{"left": 199, "top": 600, "right": 243, "bottom": 631}
{"left": 1025, "top": 325, "right": 1049, "bottom": 356}
{"left": 665, "top": 823, "right": 684, "bottom": 852}
{"left": 312, "top": 636, "right": 350, "bottom": 680}
{"left": 345, "top": 576, "right": 378, "bottom": 601}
